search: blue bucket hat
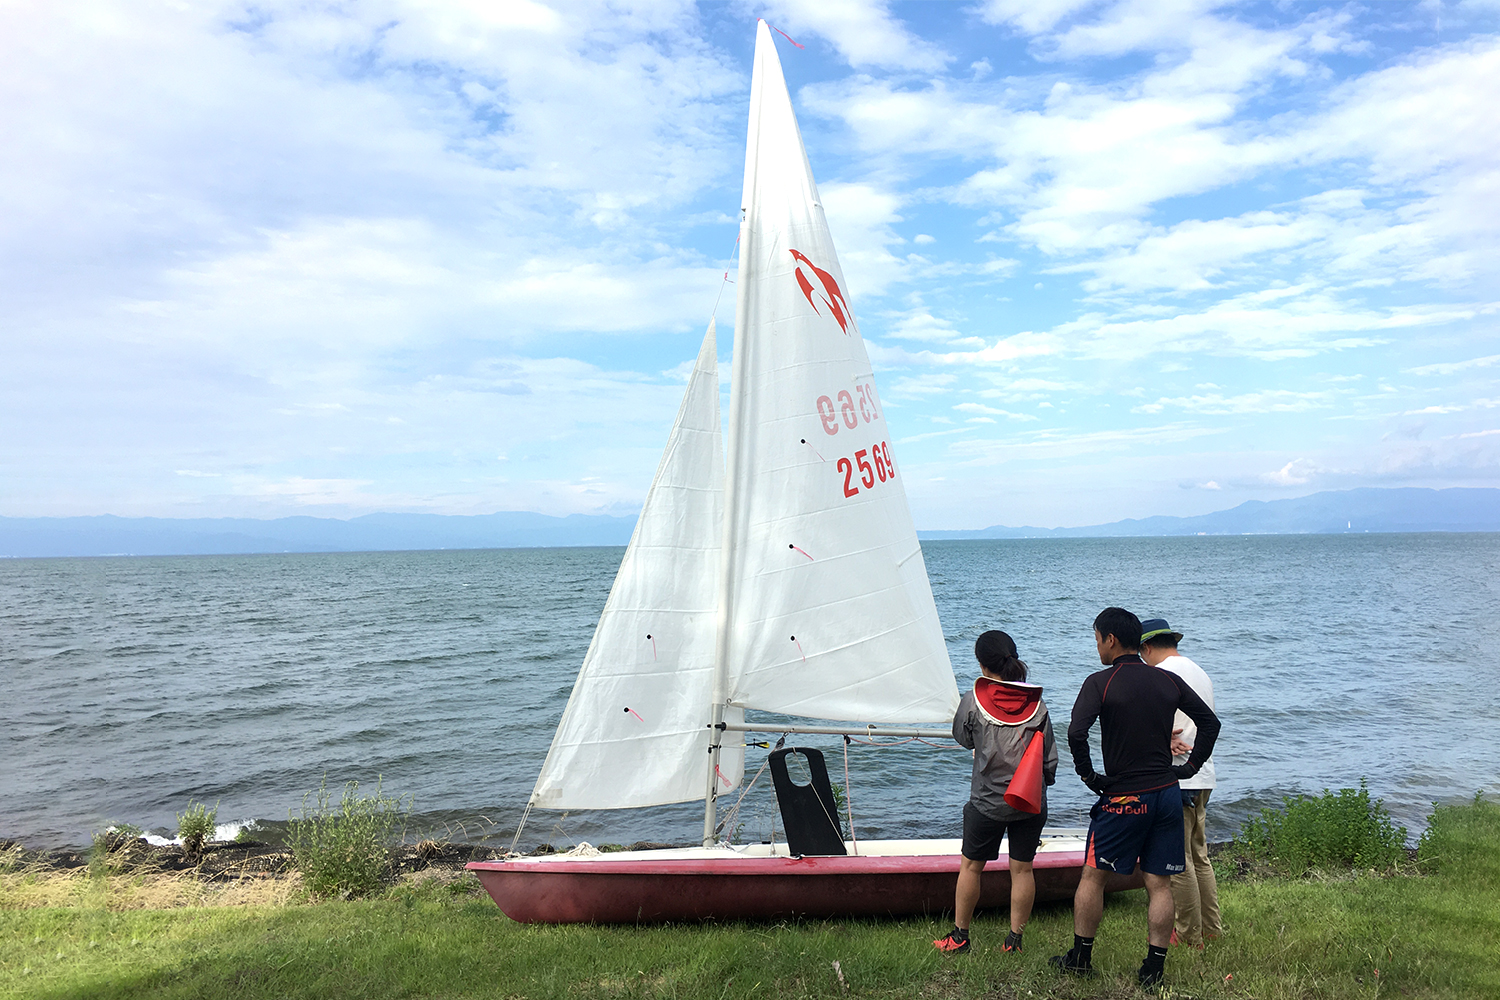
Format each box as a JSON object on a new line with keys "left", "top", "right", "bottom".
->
{"left": 1139, "top": 618, "right": 1184, "bottom": 644}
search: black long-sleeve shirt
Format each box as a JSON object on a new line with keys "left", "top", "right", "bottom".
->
{"left": 1068, "top": 653, "right": 1221, "bottom": 796}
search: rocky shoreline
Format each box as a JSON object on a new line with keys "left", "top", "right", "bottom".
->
{"left": 2, "top": 836, "right": 494, "bottom": 883}
{"left": 0, "top": 835, "right": 696, "bottom": 887}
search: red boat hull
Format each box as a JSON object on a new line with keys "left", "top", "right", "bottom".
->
{"left": 467, "top": 849, "right": 1142, "bottom": 924}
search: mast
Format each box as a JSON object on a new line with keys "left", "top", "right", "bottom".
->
{"left": 704, "top": 21, "right": 772, "bottom": 848}
{"left": 700, "top": 253, "right": 742, "bottom": 842}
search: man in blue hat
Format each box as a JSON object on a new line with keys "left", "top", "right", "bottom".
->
{"left": 1140, "top": 617, "right": 1221, "bottom": 949}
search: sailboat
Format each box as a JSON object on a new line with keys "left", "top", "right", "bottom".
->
{"left": 468, "top": 21, "right": 1140, "bottom": 924}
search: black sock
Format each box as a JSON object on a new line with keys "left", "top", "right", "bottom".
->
{"left": 1005, "top": 930, "right": 1023, "bottom": 948}
{"left": 951, "top": 926, "right": 969, "bottom": 941}
{"left": 1142, "top": 944, "right": 1167, "bottom": 971}
{"left": 1074, "top": 934, "right": 1094, "bottom": 961}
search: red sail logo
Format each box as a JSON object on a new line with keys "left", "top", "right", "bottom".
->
{"left": 790, "top": 249, "right": 854, "bottom": 335}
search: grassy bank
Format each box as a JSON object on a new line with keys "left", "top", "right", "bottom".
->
{"left": 3, "top": 798, "right": 1496, "bottom": 1000}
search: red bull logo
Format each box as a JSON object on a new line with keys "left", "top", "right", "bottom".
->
{"left": 790, "top": 249, "right": 854, "bottom": 335}
{"left": 1103, "top": 795, "right": 1146, "bottom": 816}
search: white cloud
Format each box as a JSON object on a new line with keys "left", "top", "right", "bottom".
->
{"left": 1264, "top": 458, "right": 1322, "bottom": 485}
{"left": 876, "top": 287, "right": 1477, "bottom": 365}
{"left": 978, "top": 376, "right": 1078, "bottom": 400}
{"left": 946, "top": 422, "right": 1224, "bottom": 466}
{"left": 884, "top": 307, "right": 962, "bottom": 342}
{"left": 0, "top": 0, "right": 742, "bottom": 313}
{"left": 1292, "top": 38, "right": 1500, "bottom": 287}
{"left": 240, "top": 476, "right": 379, "bottom": 506}
{"left": 753, "top": 0, "right": 950, "bottom": 71}
{"left": 810, "top": 11, "right": 1500, "bottom": 308}
{"left": 886, "top": 373, "right": 957, "bottom": 397}
{"left": 1053, "top": 209, "right": 1336, "bottom": 294}
{"left": 117, "top": 218, "right": 726, "bottom": 353}
{"left": 819, "top": 181, "right": 910, "bottom": 296}
{"left": 1049, "top": 289, "right": 1475, "bottom": 361}
{"left": 1408, "top": 353, "right": 1500, "bottom": 376}
{"left": 1134, "top": 389, "right": 1335, "bottom": 415}
{"left": 977, "top": 0, "right": 1104, "bottom": 36}
{"left": 871, "top": 330, "right": 1061, "bottom": 367}
{"left": 4, "top": 3, "right": 1498, "bottom": 525}
{"left": 954, "top": 402, "right": 1038, "bottom": 421}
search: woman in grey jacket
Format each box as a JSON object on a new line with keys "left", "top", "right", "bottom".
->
{"left": 933, "top": 630, "right": 1059, "bottom": 955}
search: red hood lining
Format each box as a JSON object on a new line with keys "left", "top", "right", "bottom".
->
{"left": 974, "top": 678, "right": 1043, "bottom": 725}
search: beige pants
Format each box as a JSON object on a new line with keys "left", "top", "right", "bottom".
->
{"left": 1171, "top": 788, "right": 1221, "bottom": 945}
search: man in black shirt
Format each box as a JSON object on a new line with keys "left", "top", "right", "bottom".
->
{"left": 1050, "top": 607, "right": 1221, "bottom": 989}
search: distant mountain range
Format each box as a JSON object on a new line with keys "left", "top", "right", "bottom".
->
{"left": 1, "top": 487, "right": 1495, "bottom": 558}
{"left": 916, "top": 487, "right": 1500, "bottom": 539}
{"left": 0, "top": 511, "right": 640, "bottom": 558}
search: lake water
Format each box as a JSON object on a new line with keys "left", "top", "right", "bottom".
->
{"left": 4, "top": 534, "right": 1497, "bottom": 850}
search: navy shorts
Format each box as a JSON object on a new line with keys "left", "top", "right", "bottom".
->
{"left": 1084, "top": 786, "right": 1185, "bottom": 877}
{"left": 962, "top": 802, "right": 1047, "bottom": 863}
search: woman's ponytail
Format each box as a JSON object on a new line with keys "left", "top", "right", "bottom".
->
{"left": 975, "top": 629, "right": 1028, "bottom": 682}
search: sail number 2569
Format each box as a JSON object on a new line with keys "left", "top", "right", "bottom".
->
{"left": 837, "top": 442, "right": 895, "bottom": 498}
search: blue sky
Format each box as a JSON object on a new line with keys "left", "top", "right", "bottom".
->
{"left": 2, "top": 0, "right": 1497, "bottom": 528}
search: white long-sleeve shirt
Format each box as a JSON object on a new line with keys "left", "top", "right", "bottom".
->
{"left": 1158, "top": 653, "right": 1217, "bottom": 790}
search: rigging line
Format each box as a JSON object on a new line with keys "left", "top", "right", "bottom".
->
{"left": 849, "top": 736, "right": 969, "bottom": 750}
{"left": 506, "top": 801, "right": 534, "bottom": 858}
{"left": 709, "top": 230, "right": 743, "bottom": 318}
{"left": 716, "top": 737, "right": 778, "bottom": 840}
{"left": 843, "top": 735, "right": 858, "bottom": 855}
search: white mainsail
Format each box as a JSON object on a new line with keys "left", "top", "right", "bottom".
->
{"left": 529, "top": 22, "right": 957, "bottom": 822}
{"left": 717, "top": 21, "right": 959, "bottom": 725}
{"left": 529, "top": 322, "right": 744, "bottom": 810}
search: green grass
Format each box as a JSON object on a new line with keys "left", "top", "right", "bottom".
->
{"left": 4, "top": 797, "right": 1496, "bottom": 1000}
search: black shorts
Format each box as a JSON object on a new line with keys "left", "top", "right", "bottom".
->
{"left": 961, "top": 802, "right": 1047, "bottom": 863}
{"left": 1085, "top": 787, "right": 1185, "bottom": 877}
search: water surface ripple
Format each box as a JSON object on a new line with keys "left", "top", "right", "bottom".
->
{"left": 3, "top": 535, "right": 1496, "bottom": 849}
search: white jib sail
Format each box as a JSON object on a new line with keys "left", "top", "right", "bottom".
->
{"left": 720, "top": 22, "right": 959, "bottom": 725}
{"left": 530, "top": 321, "right": 745, "bottom": 809}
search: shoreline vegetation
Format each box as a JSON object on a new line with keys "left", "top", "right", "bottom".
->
{"left": 2, "top": 787, "right": 1496, "bottom": 998}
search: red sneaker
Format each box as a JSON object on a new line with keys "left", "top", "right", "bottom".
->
{"left": 1169, "top": 930, "right": 1204, "bottom": 950}
{"left": 933, "top": 930, "right": 971, "bottom": 954}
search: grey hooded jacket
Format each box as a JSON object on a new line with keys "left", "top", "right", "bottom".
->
{"left": 953, "top": 678, "right": 1060, "bottom": 823}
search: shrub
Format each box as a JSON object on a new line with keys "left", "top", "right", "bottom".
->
{"left": 286, "top": 776, "right": 411, "bottom": 898}
{"left": 176, "top": 801, "right": 218, "bottom": 860}
{"left": 1232, "top": 779, "right": 1407, "bottom": 874}
{"left": 99, "top": 823, "right": 144, "bottom": 850}
{"left": 88, "top": 824, "right": 144, "bottom": 877}
{"left": 0, "top": 841, "right": 23, "bottom": 873}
